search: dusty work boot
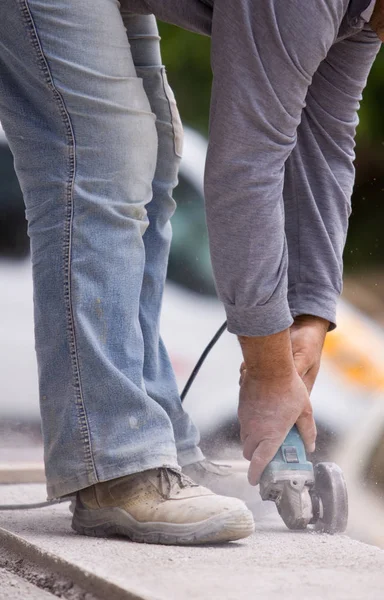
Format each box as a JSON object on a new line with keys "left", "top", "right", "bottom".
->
{"left": 71, "top": 467, "right": 254, "bottom": 545}
{"left": 182, "top": 460, "right": 252, "bottom": 499}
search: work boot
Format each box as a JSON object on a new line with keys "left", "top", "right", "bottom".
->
{"left": 72, "top": 467, "right": 254, "bottom": 545}
{"left": 182, "top": 460, "right": 252, "bottom": 499}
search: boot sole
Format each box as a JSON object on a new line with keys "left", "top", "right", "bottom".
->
{"left": 71, "top": 505, "right": 254, "bottom": 545}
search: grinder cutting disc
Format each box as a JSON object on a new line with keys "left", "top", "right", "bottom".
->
{"left": 312, "top": 462, "right": 348, "bottom": 534}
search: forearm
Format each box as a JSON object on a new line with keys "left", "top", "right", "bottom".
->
{"left": 284, "top": 23, "right": 380, "bottom": 329}
{"left": 205, "top": 0, "right": 344, "bottom": 337}
{"left": 284, "top": 108, "right": 352, "bottom": 330}
{"left": 238, "top": 330, "right": 295, "bottom": 381}
{"left": 206, "top": 147, "right": 293, "bottom": 337}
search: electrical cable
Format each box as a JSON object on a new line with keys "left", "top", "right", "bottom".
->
{"left": 180, "top": 320, "right": 227, "bottom": 402}
{"left": 0, "top": 320, "right": 227, "bottom": 510}
{"left": 0, "top": 499, "right": 70, "bottom": 510}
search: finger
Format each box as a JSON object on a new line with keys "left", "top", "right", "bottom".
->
{"left": 242, "top": 433, "right": 259, "bottom": 460}
{"left": 239, "top": 363, "right": 247, "bottom": 385}
{"left": 292, "top": 354, "right": 310, "bottom": 380}
{"left": 247, "top": 439, "right": 283, "bottom": 486}
{"left": 302, "top": 366, "right": 318, "bottom": 395}
{"left": 296, "top": 410, "right": 317, "bottom": 453}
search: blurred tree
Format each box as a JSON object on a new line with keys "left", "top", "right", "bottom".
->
{"left": 158, "top": 22, "right": 211, "bottom": 133}
{"left": 356, "top": 47, "right": 384, "bottom": 146}
{"left": 348, "top": 47, "right": 384, "bottom": 271}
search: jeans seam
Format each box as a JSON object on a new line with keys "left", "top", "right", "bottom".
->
{"left": 160, "top": 67, "right": 183, "bottom": 158}
{"left": 19, "top": 0, "right": 97, "bottom": 480}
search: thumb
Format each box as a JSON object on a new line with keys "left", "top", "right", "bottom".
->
{"left": 302, "top": 366, "right": 318, "bottom": 395}
{"left": 296, "top": 409, "right": 317, "bottom": 454}
{"left": 292, "top": 352, "right": 310, "bottom": 380}
{"left": 239, "top": 362, "right": 246, "bottom": 385}
{"left": 247, "top": 438, "right": 284, "bottom": 486}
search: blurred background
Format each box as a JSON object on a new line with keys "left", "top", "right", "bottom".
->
{"left": 1, "top": 24, "right": 384, "bottom": 548}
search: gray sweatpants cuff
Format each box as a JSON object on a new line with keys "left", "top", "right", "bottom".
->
{"left": 225, "top": 298, "right": 294, "bottom": 337}
{"left": 288, "top": 282, "right": 339, "bottom": 331}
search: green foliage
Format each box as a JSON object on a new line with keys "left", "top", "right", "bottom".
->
{"left": 158, "top": 23, "right": 211, "bottom": 133}
{"left": 348, "top": 46, "right": 384, "bottom": 270}
{"left": 357, "top": 46, "right": 384, "bottom": 145}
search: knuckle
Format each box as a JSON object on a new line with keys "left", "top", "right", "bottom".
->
{"left": 301, "top": 405, "right": 314, "bottom": 419}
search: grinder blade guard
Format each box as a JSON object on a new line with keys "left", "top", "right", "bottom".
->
{"left": 259, "top": 426, "right": 348, "bottom": 533}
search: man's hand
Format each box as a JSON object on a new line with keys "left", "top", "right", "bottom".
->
{"left": 238, "top": 330, "right": 317, "bottom": 486}
{"left": 290, "top": 315, "right": 329, "bottom": 393}
{"left": 238, "top": 369, "right": 316, "bottom": 485}
{"left": 370, "top": 0, "right": 384, "bottom": 43}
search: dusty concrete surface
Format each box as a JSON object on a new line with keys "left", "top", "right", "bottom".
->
{"left": 0, "top": 537, "right": 123, "bottom": 600}
{"left": 0, "top": 484, "right": 383, "bottom": 600}
{"left": 0, "top": 422, "right": 45, "bottom": 483}
{"left": 0, "top": 567, "right": 55, "bottom": 599}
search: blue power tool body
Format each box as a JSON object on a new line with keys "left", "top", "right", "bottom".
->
{"left": 259, "top": 426, "right": 348, "bottom": 533}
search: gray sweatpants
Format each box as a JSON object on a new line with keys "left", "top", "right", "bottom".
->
{"left": 126, "top": 0, "right": 381, "bottom": 336}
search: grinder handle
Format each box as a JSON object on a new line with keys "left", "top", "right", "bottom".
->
{"left": 270, "top": 425, "right": 308, "bottom": 466}
{"left": 262, "top": 425, "right": 313, "bottom": 477}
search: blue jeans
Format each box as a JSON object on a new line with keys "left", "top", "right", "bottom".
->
{"left": 0, "top": 1, "right": 203, "bottom": 498}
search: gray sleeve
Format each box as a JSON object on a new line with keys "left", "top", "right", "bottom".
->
{"left": 284, "top": 25, "right": 380, "bottom": 331}
{"left": 205, "top": 0, "right": 350, "bottom": 336}
{"left": 127, "top": 0, "right": 212, "bottom": 36}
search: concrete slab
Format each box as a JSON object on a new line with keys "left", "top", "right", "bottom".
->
{"left": 0, "top": 484, "right": 383, "bottom": 600}
{"left": 0, "top": 423, "right": 45, "bottom": 484}
{"left": 0, "top": 567, "right": 55, "bottom": 599}
{"left": 0, "top": 463, "right": 45, "bottom": 484}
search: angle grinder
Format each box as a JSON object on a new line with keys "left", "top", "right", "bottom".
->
{"left": 180, "top": 321, "right": 348, "bottom": 534}
{"left": 259, "top": 425, "right": 348, "bottom": 533}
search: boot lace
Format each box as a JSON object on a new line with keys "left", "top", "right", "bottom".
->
{"left": 157, "top": 468, "right": 199, "bottom": 499}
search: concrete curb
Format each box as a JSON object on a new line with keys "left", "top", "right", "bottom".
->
{"left": 0, "top": 526, "right": 156, "bottom": 600}
{"left": 0, "top": 463, "right": 45, "bottom": 484}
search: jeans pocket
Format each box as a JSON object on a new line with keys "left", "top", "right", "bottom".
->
{"left": 161, "top": 68, "right": 184, "bottom": 159}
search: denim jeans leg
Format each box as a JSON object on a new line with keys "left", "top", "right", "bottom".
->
{"left": 123, "top": 13, "right": 204, "bottom": 466}
{"left": 0, "top": 0, "right": 179, "bottom": 498}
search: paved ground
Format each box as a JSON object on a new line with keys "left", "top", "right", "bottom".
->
{"left": 0, "top": 484, "right": 383, "bottom": 600}
{"left": 0, "top": 568, "right": 55, "bottom": 599}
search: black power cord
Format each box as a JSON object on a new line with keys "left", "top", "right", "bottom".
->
{"left": 0, "top": 499, "right": 69, "bottom": 510}
{"left": 181, "top": 320, "right": 227, "bottom": 402}
{"left": 0, "top": 320, "right": 227, "bottom": 511}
